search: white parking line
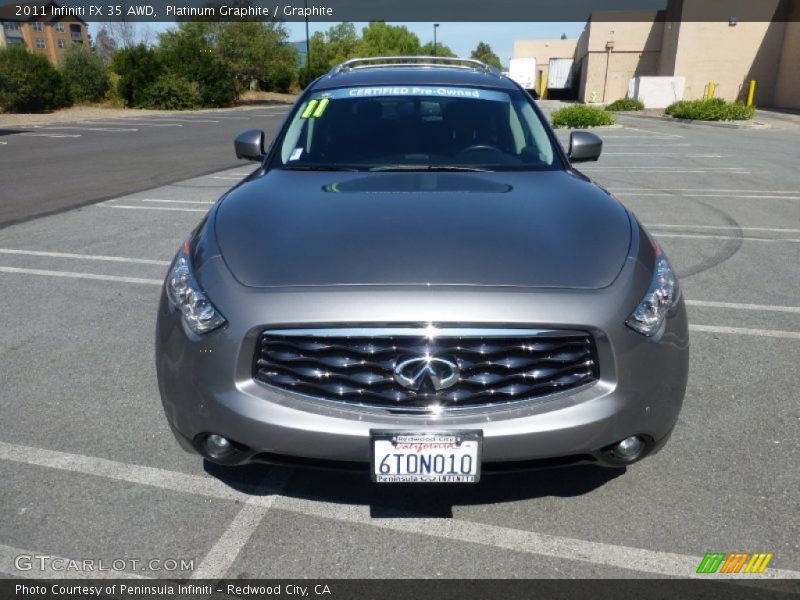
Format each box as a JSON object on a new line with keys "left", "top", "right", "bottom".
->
{"left": 648, "top": 224, "right": 800, "bottom": 233}
{"left": 622, "top": 126, "right": 683, "bottom": 139}
{"left": 1, "top": 441, "right": 798, "bottom": 580}
{"left": 0, "top": 543, "right": 147, "bottom": 579}
{"left": 99, "top": 203, "right": 208, "bottom": 213}
{"left": 35, "top": 126, "right": 138, "bottom": 132}
{"left": 211, "top": 175, "right": 244, "bottom": 180}
{"left": 0, "top": 266, "right": 161, "bottom": 286}
{"left": 19, "top": 133, "right": 81, "bottom": 138}
{"left": 583, "top": 167, "right": 749, "bottom": 173}
{"left": 84, "top": 120, "right": 183, "bottom": 127}
{"left": 602, "top": 143, "right": 692, "bottom": 147}
{"left": 146, "top": 118, "right": 220, "bottom": 123}
{"left": 600, "top": 136, "right": 687, "bottom": 140}
{"left": 196, "top": 115, "right": 251, "bottom": 120}
{"left": 142, "top": 198, "right": 216, "bottom": 205}
{"left": 0, "top": 248, "right": 170, "bottom": 265}
{"left": 689, "top": 325, "right": 800, "bottom": 340}
{"left": 655, "top": 233, "right": 800, "bottom": 243}
{"left": 191, "top": 469, "right": 291, "bottom": 580}
{"left": 617, "top": 193, "right": 800, "bottom": 200}
{"left": 613, "top": 188, "right": 800, "bottom": 194}
{"left": 603, "top": 153, "right": 727, "bottom": 158}
{"left": 685, "top": 300, "right": 800, "bottom": 314}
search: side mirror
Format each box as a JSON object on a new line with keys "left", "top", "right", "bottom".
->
{"left": 234, "top": 129, "right": 266, "bottom": 161}
{"left": 568, "top": 131, "right": 603, "bottom": 163}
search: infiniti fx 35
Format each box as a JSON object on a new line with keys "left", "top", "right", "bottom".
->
{"left": 156, "top": 57, "right": 689, "bottom": 483}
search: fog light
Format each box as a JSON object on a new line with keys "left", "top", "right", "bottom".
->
{"left": 204, "top": 434, "right": 233, "bottom": 459}
{"left": 613, "top": 436, "right": 645, "bottom": 461}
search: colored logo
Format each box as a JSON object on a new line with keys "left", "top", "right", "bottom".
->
{"left": 696, "top": 552, "right": 773, "bottom": 574}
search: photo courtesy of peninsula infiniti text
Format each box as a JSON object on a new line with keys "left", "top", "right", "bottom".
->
{"left": 155, "top": 56, "right": 689, "bottom": 483}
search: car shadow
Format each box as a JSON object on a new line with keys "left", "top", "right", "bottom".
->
{"left": 0, "top": 129, "right": 30, "bottom": 136}
{"left": 204, "top": 461, "right": 625, "bottom": 519}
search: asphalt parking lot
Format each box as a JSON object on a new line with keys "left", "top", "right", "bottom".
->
{"left": 0, "top": 106, "right": 289, "bottom": 227}
{"left": 0, "top": 112, "right": 798, "bottom": 581}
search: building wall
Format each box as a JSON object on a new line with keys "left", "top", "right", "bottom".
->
{"left": 515, "top": 0, "right": 799, "bottom": 109}
{"left": 512, "top": 38, "right": 578, "bottom": 94}
{"left": 669, "top": 20, "right": 787, "bottom": 104}
{"left": 575, "top": 11, "right": 664, "bottom": 103}
{"left": 773, "top": 11, "right": 800, "bottom": 108}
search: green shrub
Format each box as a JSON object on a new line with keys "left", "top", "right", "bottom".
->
{"left": 104, "top": 72, "right": 125, "bottom": 107}
{"left": 0, "top": 46, "right": 71, "bottom": 112}
{"left": 138, "top": 75, "right": 201, "bottom": 110}
{"left": 606, "top": 97, "right": 645, "bottom": 111}
{"left": 59, "top": 45, "right": 109, "bottom": 103}
{"left": 157, "top": 28, "right": 236, "bottom": 108}
{"left": 551, "top": 105, "right": 615, "bottom": 128}
{"left": 110, "top": 45, "right": 165, "bottom": 108}
{"left": 665, "top": 98, "right": 755, "bottom": 121}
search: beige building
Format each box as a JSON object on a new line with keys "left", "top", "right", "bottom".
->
{"left": 513, "top": 0, "right": 800, "bottom": 109}
{"left": 0, "top": 1, "right": 90, "bottom": 65}
{"left": 512, "top": 38, "right": 578, "bottom": 97}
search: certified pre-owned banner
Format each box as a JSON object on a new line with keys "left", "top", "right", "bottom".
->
{"left": 2, "top": 0, "right": 799, "bottom": 22}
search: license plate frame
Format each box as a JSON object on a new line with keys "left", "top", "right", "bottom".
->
{"left": 370, "top": 430, "right": 483, "bottom": 483}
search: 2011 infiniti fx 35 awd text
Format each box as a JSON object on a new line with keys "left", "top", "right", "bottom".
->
{"left": 156, "top": 57, "right": 689, "bottom": 483}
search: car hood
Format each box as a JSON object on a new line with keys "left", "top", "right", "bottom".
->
{"left": 214, "top": 170, "right": 631, "bottom": 289}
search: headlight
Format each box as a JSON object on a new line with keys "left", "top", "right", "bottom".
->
{"left": 625, "top": 242, "right": 679, "bottom": 337}
{"left": 166, "top": 239, "right": 226, "bottom": 334}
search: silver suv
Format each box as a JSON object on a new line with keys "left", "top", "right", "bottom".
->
{"left": 156, "top": 57, "right": 689, "bottom": 483}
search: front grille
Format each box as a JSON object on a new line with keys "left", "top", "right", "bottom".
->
{"left": 253, "top": 327, "right": 599, "bottom": 413}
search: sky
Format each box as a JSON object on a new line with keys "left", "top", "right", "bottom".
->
{"left": 89, "top": 21, "right": 586, "bottom": 68}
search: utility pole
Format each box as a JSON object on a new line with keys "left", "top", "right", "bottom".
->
{"left": 433, "top": 23, "right": 439, "bottom": 56}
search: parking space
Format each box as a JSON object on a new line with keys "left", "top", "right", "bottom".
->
{"left": 1, "top": 115, "right": 798, "bottom": 581}
{"left": 0, "top": 108, "right": 289, "bottom": 146}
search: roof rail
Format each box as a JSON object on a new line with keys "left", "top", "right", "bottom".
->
{"left": 329, "top": 56, "right": 500, "bottom": 76}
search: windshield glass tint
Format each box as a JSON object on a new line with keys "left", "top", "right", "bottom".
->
{"left": 273, "top": 86, "right": 559, "bottom": 171}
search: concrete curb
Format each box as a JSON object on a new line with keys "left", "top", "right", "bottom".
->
{"left": 613, "top": 112, "right": 770, "bottom": 130}
{"left": 552, "top": 124, "right": 624, "bottom": 130}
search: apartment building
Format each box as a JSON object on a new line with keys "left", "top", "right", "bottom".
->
{"left": 0, "top": 1, "right": 90, "bottom": 65}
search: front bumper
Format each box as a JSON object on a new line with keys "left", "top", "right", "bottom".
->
{"left": 155, "top": 255, "right": 689, "bottom": 470}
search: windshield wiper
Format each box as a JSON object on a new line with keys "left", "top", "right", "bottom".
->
{"left": 280, "top": 165, "right": 360, "bottom": 172}
{"left": 368, "top": 165, "right": 491, "bottom": 172}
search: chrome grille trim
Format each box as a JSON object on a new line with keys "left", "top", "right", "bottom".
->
{"left": 253, "top": 327, "right": 599, "bottom": 414}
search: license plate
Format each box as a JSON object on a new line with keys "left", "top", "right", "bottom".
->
{"left": 370, "top": 431, "right": 482, "bottom": 483}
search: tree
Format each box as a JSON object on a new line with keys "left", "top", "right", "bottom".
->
{"left": 110, "top": 44, "right": 164, "bottom": 107}
{"left": 94, "top": 27, "right": 118, "bottom": 65}
{"left": 561, "top": 33, "right": 568, "bottom": 40}
{"left": 216, "top": 22, "right": 296, "bottom": 95}
{"left": 470, "top": 41, "right": 502, "bottom": 70}
{"left": 157, "top": 24, "right": 236, "bottom": 106}
{"left": 298, "top": 23, "right": 360, "bottom": 88}
{"left": 420, "top": 41, "right": 457, "bottom": 58}
{"left": 59, "top": 45, "right": 109, "bottom": 102}
{"left": 325, "top": 22, "right": 360, "bottom": 64}
{"left": 357, "top": 22, "right": 421, "bottom": 57}
{"left": 106, "top": 20, "right": 151, "bottom": 49}
{"left": 0, "top": 46, "right": 71, "bottom": 112}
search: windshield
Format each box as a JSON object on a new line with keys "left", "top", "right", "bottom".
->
{"left": 271, "top": 86, "right": 561, "bottom": 172}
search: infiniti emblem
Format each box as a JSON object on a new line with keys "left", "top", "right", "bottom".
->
{"left": 393, "top": 356, "right": 460, "bottom": 392}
